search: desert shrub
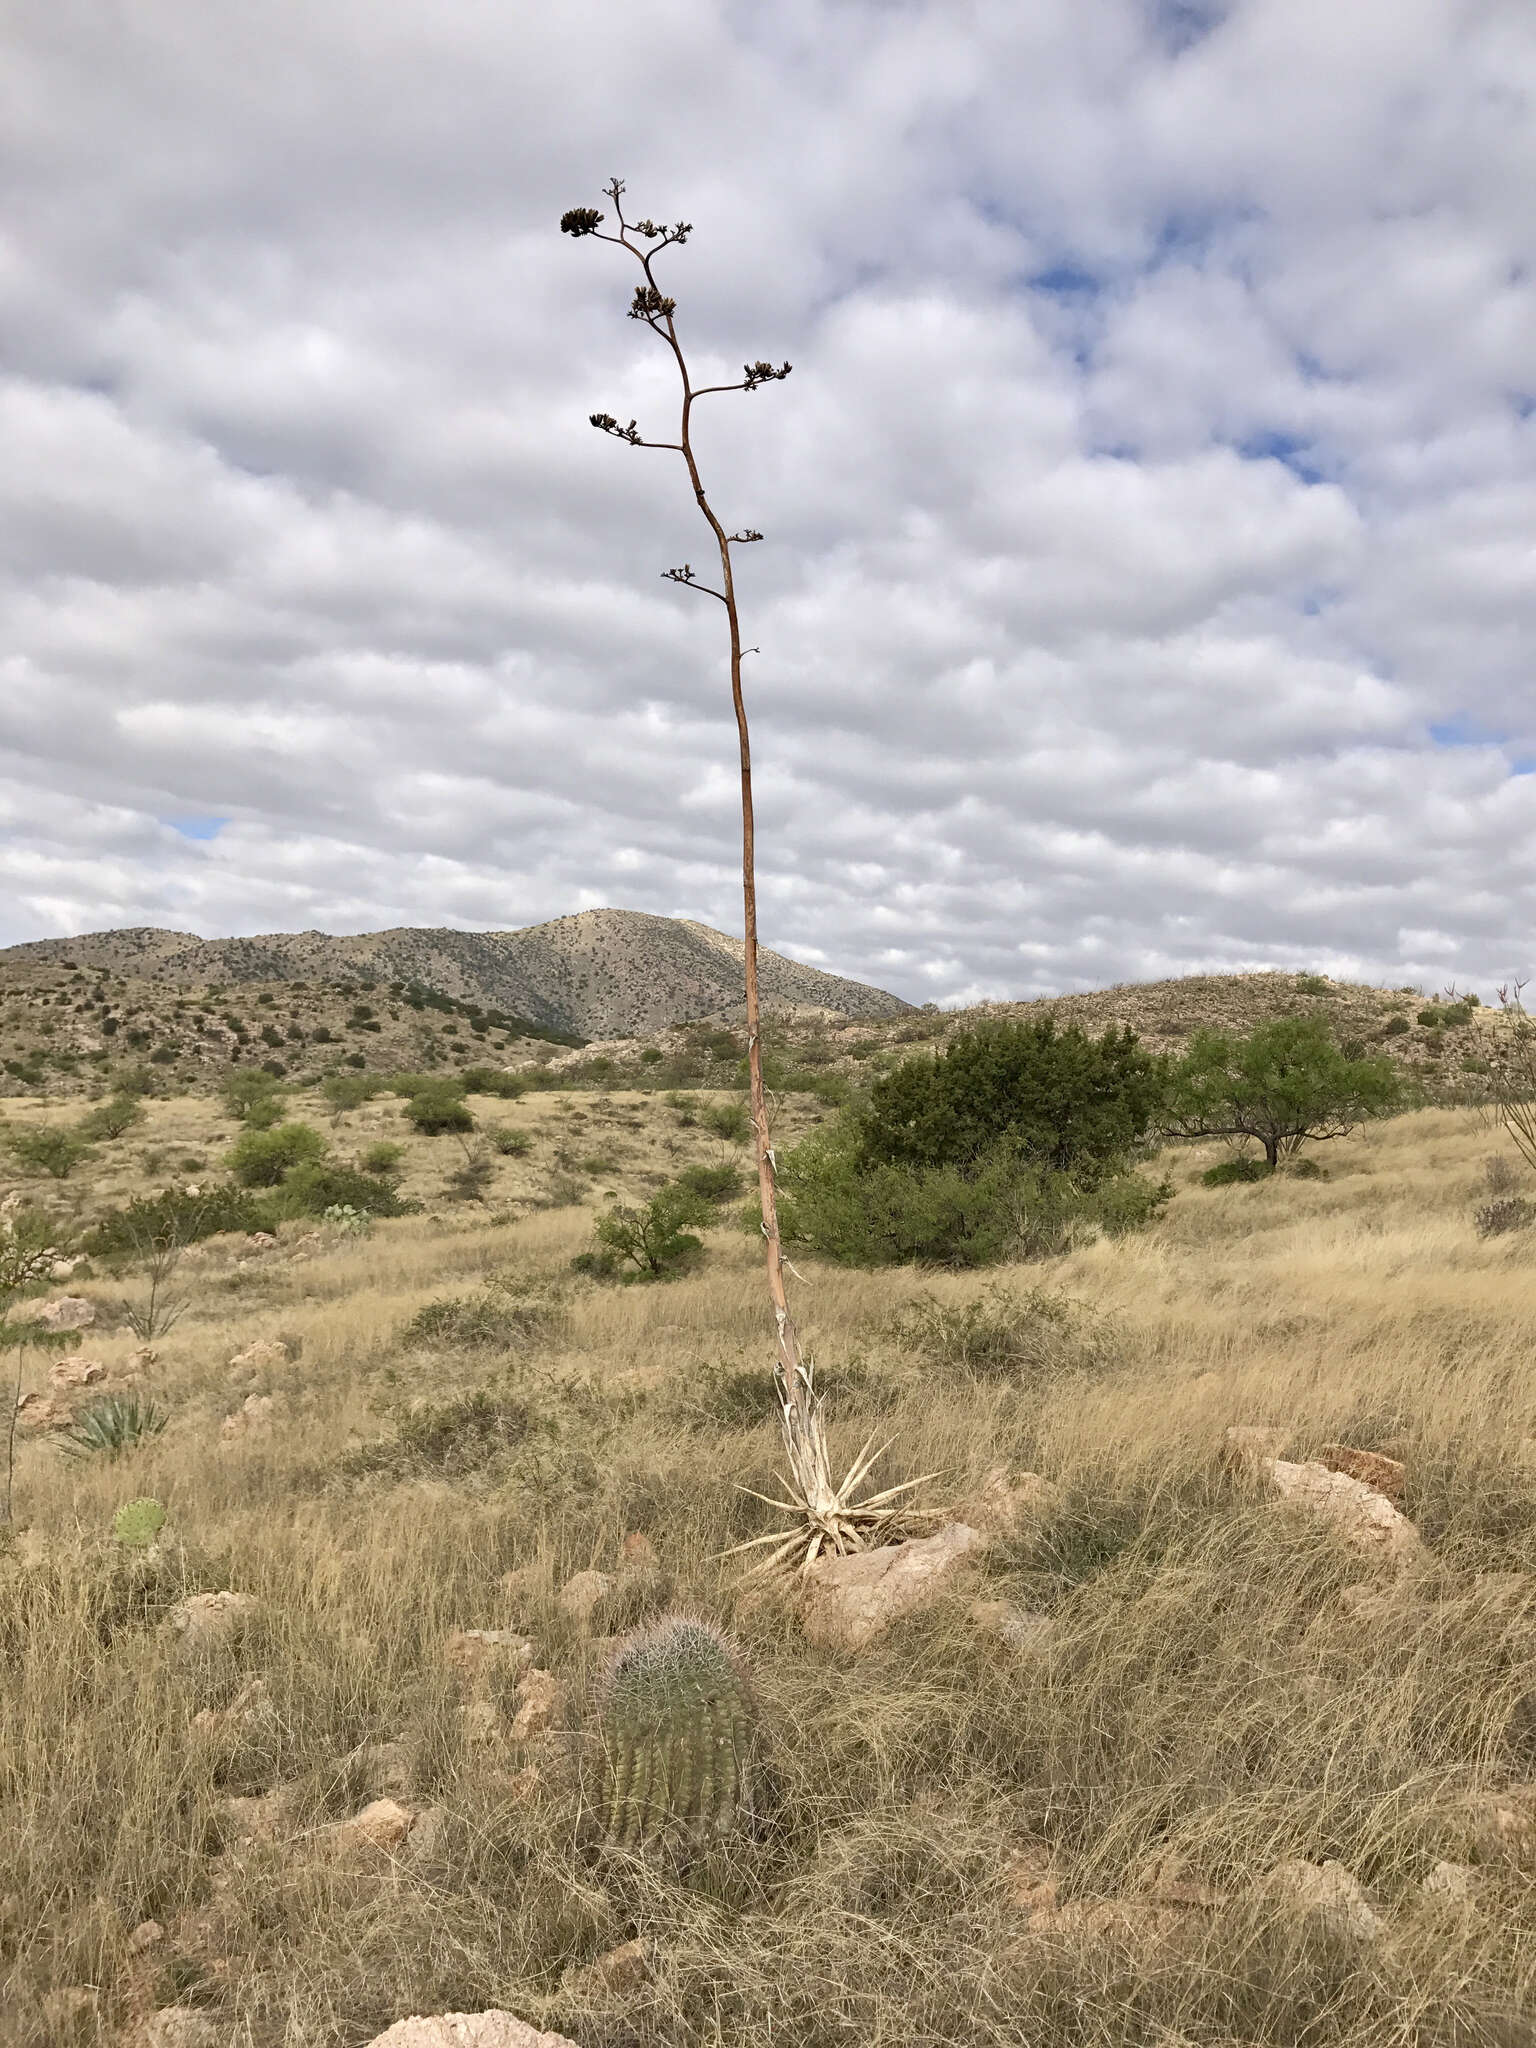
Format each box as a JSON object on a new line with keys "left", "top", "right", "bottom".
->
{"left": 227, "top": 1121, "right": 328, "bottom": 1188}
{"left": 244, "top": 1094, "right": 286, "bottom": 1131}
{"left": 675, "top": 1161, "right": 742, "bottom": 1203}
{"left": 1475, "top": 1196, "right": 1536, "bottom": 1240}
{"left": 7, "top": 1126, "right": 91, "bottom": 1178}
{"left": 1293, "top": 974, "right": 1330, "bottom": 995}
{"left": 1417, "top": 1008, "right": 1443, "bottom": 1028}
{"left": 1484, "top": 1154, "right": 1521, "bottom": 1196}
{"left": 221, "top": 1068, "right": 284, "bottom": 1121}
{"left": 359, "top": 1140, "right": 406, "bottom": 1178}
{"left": 459, "top": 1065, "right": 526, "bottom": 1098}
{"left": 486, "top": 1126, "right": 531, "bottom": 1157}
{"left": 698, "top": 1101, "right": 751, "bottom": 1143}
{"left": 860, "top": 1016, "right": 1168, "bottom": 1181}
{"left": 264, "top": 1162, "right": 414, "bottom": 1221}
{"left": 443, "top": 1150, "right": 496, "bottom": 1203}
{"left": 76, "top": 1094, "right": 144, "bottom": 1141}
{"left": 1289, "top": 1155, "right": 1329, "bottom": 1179}
{"left": 342, "top": 1383, "right": 538, "bottom": 1479}
{"left": 84, "top": 1186, "right": 267, "bottom": 1257}
{"left": 1383, "top": 1015, "right": 1410, "bottom": 1036}
{"left": 541, "top": 1170, "right": 590, "bottom": 1207}
{"left": 321, "top": 1073, "right": 384, "bottom": 1114}
{"left": 399, "top": 1288, "right": 556, "bottom": 1350}
{"left": 405, "top": 1084, "right": 474, "bottom": 1135}
{"left": 321, "top": 1204, "right": 371, "bottom": 1237}
{"left": 1201, "top": 1157, "right": 1273, "bottom": 1186}
{"left": 578, "top": 1183, "right": 711, "bottom": 1281}
{"left": 53, "top": 1394, "right": 168, "bottom": 1460}
{"left": 892, "top": 1281, "right": 1116, "bottom": 1385}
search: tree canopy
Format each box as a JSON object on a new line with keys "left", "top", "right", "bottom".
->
{"left": 1158, "top": 1014, "right": 1403, "bottom": 1168}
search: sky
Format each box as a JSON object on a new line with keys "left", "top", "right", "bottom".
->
{"left": 2, "top": 0, "right": 1533, "bottom": 1008}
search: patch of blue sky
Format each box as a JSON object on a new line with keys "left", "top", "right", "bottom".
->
{"left": 165, "top": 816, "right": 229, "bottom": 841}
{"left": 1239, "top": 430, "right": 1326, "bottom": 485}
{"left": 1148, "top": 0, "right": 1229, "bottom": 59}
{"left": 1428, "top": 718, "right": 1507, "bottom": 749}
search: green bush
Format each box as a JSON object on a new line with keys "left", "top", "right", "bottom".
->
{"left": 1201, "top": 1158, "right": 1273, "bottom": 1186}
{"left": 675, "top": 1161, "right": 742, "bottom": 1203}
{"left": 405, "top": 1083, "right": 474, "bottom": 1135}
{"left": 859, "top": 1017, "right": 1168, "bottom": 1182}
{"left": 1416, "top": 1008, "right": 1442, "bottom": 1028}
{"left": 892, "top": 1281, "right": 1117, "bottom": 1385}
{"left": 263, "top": 1162, "right": 414, "bottom": 1221}
{"left": 359, "top": 1140, "right": 406, "bottom": 1178}
{"left": 698, "top": 1101, "right": 751, "bottom": 1143}
{"left": 321, "top": 1073, "right": 383, "bottom": 1114}
{"left": 84, "top": 1186, "right": 267, "bottom": 1257}
{"left": 222, "top": 1068, "right": 284, "bottom": 1121}
{"left": 1383, "top": 1016, "right": 1411, "bottom": 1036}
{"left": 1290, "top": 1156, "right": 1329, "bottom": 1180}
{"left": 342, "top": 1384, "right": 538, "bottom": 1479}
{"left": 76, "top": 1094, "right": 144, "bottom": 1142}
{"left": 7, "top": 1126, "right": 92, "bottom": 1179}
{"left": 227, "top": 1121, "right": 328, "bottom": 1188}
{"left": 459, "top": 1065, "right": 526, "bottom": 1098}
{"left": 487, "top": 1126, "right": 531, "bottom": 1156}
{"left": 399, "top": 1288, "right": 556, "bottom": 1350}
{"left": 580, "top": 1183, "right": 711, "bottom": 1280}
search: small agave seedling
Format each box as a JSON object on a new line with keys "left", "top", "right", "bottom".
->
{"left": 112, "top": 1497, "right": 167, "bottom": 1549}
{"left": 594, "top": 1614, "right": 758, "bottom": 1848}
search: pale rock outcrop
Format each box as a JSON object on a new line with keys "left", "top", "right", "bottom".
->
{"left": 363, "top": 2014, "right": 581, "bottom": 2048}
{"left": 1258, "top": 1859, "right": 1383, "bottom": 1938}
{"left": 801, "top": 1523, "right": 984, "bottom": 1652}
{"left": 330, "top": 1797, "right": 416, "bottom": 1855}
{"left": 1318, "top": 1444, "right": 1408, "bottom": 1503}
{"left": 1268, "top": 1459, "right": 1424, "bottom": 1565}
{"left": 168, "top": 1590, "right": 263, "bottom": 1650}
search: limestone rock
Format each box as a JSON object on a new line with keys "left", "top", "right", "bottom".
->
{"left": 221, "top": 1788, "right": 292, "bottom": 1846}
{"left": 220, "top": 1393, "right": 277, "bottom": 1443}
{"left": 347, "top": 1740, "right": 412, "bottom": 1798}
{"left": 1259, "top": 1859, "right": 1383, "bottom": 1938}
{"left": 227, "top": 1338, "right": 290, "bottom": 1374}
{"left": 1268, "top": 1460, "right": 1423, "bottom": 1565}
{"left": 564, "top": 1939, "right": 652, "bottom": 1996}
{"left": 1318, "top": 1444, "right": 1407, "bottom": 1503}
{"left": 145, "top": 2008, "right": 222, "bottom": 2048}
{"left": 443, "top": 1628, "right": 536, "bottom": 1692}
{"left": 801, "top": 1523, "right": 984, "bottom": 1652}
{"left": 127, "top": 1918, "right": 165, "bottom": 1954}
{"left": 1422, "top": 1859, "right": 1476, "bottom": 1902}
{"left": 619, "top": 1532, "right": 659, "bottom": 1568}
{"left": 49, "top": 1255, "right": 87, "bottom": 1281}
{"left": 509, "top": 1668, "right": 564, "bottom": 1742}
{"left": 168, "top": 1590, "right": 262, "bottom": 1650}
{"left": 403, "top": 1804, "right": 448, "bottom": 1869}
{"left": 14, "top": 1391, "right": 66, "bottom": 1432}
{"left": 555, "top": 1569, "right": 613, "bottom": 1628}
{"left": 49, "top": 1356, "right": 105, "bottom": 1390}
{"left": 331, "top": 1797, "right": 415, "bottom": 1855}
{"left": 27, "top": 1295, "right": 95, "bottom": 1331}
{"left": 246, "top": 1232, "right": 278, "bottom": 1251}
{"left": 962, "top": 1468, "right": 1059, "bottom": 1543}
{"left": 363, "top": 2016, "right": 580, "bottom": 2048}
{"left": 460, "top": 1698, "right": 505, "bottom": 1746}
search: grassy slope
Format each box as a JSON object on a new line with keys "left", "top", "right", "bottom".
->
{"left": 4, "top": 1095, "right": 1536, "bottom": 2044}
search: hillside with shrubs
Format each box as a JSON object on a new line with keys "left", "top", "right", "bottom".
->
{"left": 3, "top": 962, "right": 1536, "bottom": 2046}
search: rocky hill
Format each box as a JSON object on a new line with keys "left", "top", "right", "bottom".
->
{"left": 0, "top": 910, "right": 911, "bottom": 1040}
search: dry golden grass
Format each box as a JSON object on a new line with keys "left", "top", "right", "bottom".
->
{"left": 4, "top": 1097, "right": 1536, "bottom": 2045}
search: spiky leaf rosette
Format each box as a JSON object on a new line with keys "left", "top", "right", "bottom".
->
{"left": 112, "top": 1498, "right": 167, "bottom": 1548}
{"left": 595, "top": 1614, "right": 757, "bottom": 1848}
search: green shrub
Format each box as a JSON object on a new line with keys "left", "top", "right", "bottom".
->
{"left": 1290, "top": 1156, "right": 1328, "bottom": 1180}
{"left": 859, "top": 1016, "right": 1168, "bottom": 1181}
{"left": 675, "top": 1161, "right": 742, "bottom": 1203}
{"left": 581, "top": 1183, "right": 711, "bottom": 1281}
{"left": 486, "top": 1126, "right": 531, "bottom": 1157}
{"left": 399, "top": 1288, "right": 556, "bottom": 1350}
{"left": 54, "top": 1394, "right": 168, "bottom": 1460}
{"left": 459, "top": 1065, "right": 526, "bottom": 1098}
{"left": 84, "top": 1186, "right": 267, "bottom": 1257}
{"left": 359, "top": 1140, "right": 406, "bottom": 1178}
{"left": 1201, "top": 1158, "right": 1273, "bottom": 1186}
{"left": 892, "top": 1281, "right": 1116, "bottom": 1385}
{"left": 1293, "top": 974, "right": 1330, "bottom": 995}
{"left": 321, "top": 1073, "right": 383, "bottom": 1114}
{"left": 1383, "top": 1016, "right": 1411, "bottom": 1036}
{"left": 405, "top": 1084, "right": 474, "bottom": 1135}
{"left": 7, "top": 1126, "right": 92, "bottom": 1178}
{"left": 76, "top": 1094, "right": 144, "bottom": 1142}
{"left": 263, "top": 1162, "right": 414, "bottom": 1221}
{"left": 227, "top": 1121, "right": 328, "bottom": 1188}
{"left": 698, "top": 1101, "right": 751, "bottom": 1143}
{"left": 1416, "top": 1008, "right": 1442, "bottom": 1028}
{"left": 342, "top": 1383, "right": 538, "bottom": 1479}
{"left": 222, "top": 1069, "right": 284, "bottom": 1121}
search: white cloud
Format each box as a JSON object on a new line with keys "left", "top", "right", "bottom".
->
{"left": 1, "top": 0, "right": 1533, "bottom": 1004}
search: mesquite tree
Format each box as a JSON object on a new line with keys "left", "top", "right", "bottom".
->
{"left": 562, "top": 181, "right": 927, "bottom": 1565}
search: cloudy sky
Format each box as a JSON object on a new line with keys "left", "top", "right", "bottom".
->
{"left": 2, "top": 0, "right": 1533, "bottom": 1006}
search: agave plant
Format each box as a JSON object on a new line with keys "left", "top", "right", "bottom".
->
{"left": 54, "top": 1394, "right": 167, "bottom": 1461}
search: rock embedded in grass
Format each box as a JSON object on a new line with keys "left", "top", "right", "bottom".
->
{"left": 168, "top": 1589, "right": 263, "bottom": 1651}
{"left": 1257, "top": 1859, "right": 1384, "bottom": 1939}
{"left": 800, "top": 1522, "right": 984, "bottom": 1652}
{"left": 363, "top": 2016, "right": 581, "bottom": 2048}
{"left": 1268, "top": 1459, "right": 1424, "bottom": 1564}
{"left": 1318, "top": 1443, "right": 1408, "bottom": 1502}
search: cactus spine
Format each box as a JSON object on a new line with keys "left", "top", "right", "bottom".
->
{"left": 595, "top": 1614, "right": 757, "bottom": 1847}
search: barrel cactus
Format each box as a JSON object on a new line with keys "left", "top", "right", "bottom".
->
{"left": 112, "top": 1497, "right": 167, "bottom": 1549}
{"left": 594, "top": 1614, "right": 758, "bottom": 1847}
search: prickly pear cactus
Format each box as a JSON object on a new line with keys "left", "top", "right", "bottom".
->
{"left": 595, "top": 1614, "right": 757, "bottom": 1847}
{"left": 112, "top": 1498, "right": 167, "bottom": 1549}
